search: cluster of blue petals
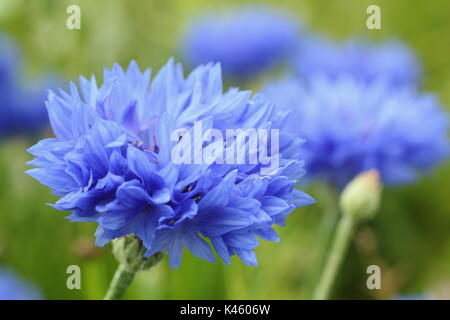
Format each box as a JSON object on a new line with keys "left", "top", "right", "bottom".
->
{"left": 264, "top": 76, "right": 449, "bottom": 188}
{"left": 295, "top": 37, "right": 421, "bottom": 87}
{"left": 0, "top": 36, "right": 48, "bottom": 137}
{"left": 27, "top": 60, "right": 314, "bottom": 268}
{"left": 181, "top": 8, "right": 298, "bottom": 79}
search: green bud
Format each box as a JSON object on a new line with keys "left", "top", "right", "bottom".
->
{"left": 112, "top": 234, "right": 163, "bottom": 271}
{"left": 339, "top": 170, "right": 382, "bottom": 223}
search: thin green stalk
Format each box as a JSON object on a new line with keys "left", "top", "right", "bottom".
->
{"left": 313, "top": 214, "right": 355, "bottom": 300}
{"left": 312, "top": 186, "right": 339, "bottom": 268}
{"left": 104, "top": 262, "right": 139, "bottom": 300}
{"left": 313, "top": 170, "right": 382, "bottom": 300}
{"left": 304, "top": 183, "right": 339, "bottom": 297}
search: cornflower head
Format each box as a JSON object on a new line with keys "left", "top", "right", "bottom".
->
{"left": 264, "top": 76, "right": 449, "bottom": 188}
{"left": 27, "top": 59, "right": 314, "bottom": 268}
{"left": 181, "top": 7, "right": 299, "bottom": 80}
{"left": 0, "top": 35, "right": 49, "bottom": 137}
{"left": 295, "top": 36, "right": 421, "bottom": 87}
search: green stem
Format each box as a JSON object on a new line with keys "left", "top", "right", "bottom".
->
{"left": 309, "top": 185, "right": 339, "bottom": 285}
{"left": 104, "top": 263, "right": 138, "bottom": 300}
{"left": 313, "top": 214, "right": 355, "bottom": 300}
{"left": 103, "top": 235, "right": 163, "bottom": 300}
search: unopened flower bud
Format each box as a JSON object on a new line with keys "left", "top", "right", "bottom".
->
{"left": 112, "top": 235, "right": 162, "bottom": 271}
{"left": 339, "top": 170, "right": 382, "bottom": 222}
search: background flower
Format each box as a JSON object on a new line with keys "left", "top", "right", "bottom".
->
{"left": 0, "top": 35, "right": 49, "bottom": 137}
{"left": 180, "top": 7, "right": 299, "bottom": 80}
{"left": 27, "top": 60, "right": 313, "bottom": 268}
{"left": 0, "top": 267, "right": 42, "bottom": 300}
{"left": 264, "top": 76, "right": 449, "bottom": 187}
{"left": 295, "top": 37, "right": 421, "bottom": 87}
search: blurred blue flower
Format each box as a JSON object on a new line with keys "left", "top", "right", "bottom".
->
{"left": 181, "top": 7, "right": 299, "bottom": 80}
{"left": 394, "top": 294, "right": 432, "bottom": 300}
{"left": 295, "top": 37, "right": 421, "bottom": 87}
{"left": 27, "top": 60, "right": 314, "bottom": 268}
{"left": 0, "top": 35, "right": 49, "bottom": 137}
{"left": 0, "top": 268, "right": 42, "bottom": 300}
{"left": 264, "top": 76, "right": 449, "bottom": 187}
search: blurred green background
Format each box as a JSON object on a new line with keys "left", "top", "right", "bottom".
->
{"left": 0, "top": 0, "right": 449, "bottom": 299}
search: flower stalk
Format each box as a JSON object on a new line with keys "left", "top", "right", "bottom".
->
{"left": 313, "top": 170, "right": 382, "bottom": 300}
{"left": 313, "top": 214, "right": 355, "bottom": 300}
{"left": 104, "top": 235, "right": 162, "bottom": 300}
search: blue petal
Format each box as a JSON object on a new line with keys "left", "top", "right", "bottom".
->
{"left": 198, "top": 169, "right": 237, "bottom": 213}
{"left": 210, "top": 236, "right": 231, "bottom": 264}
{"left": 182, "top": 227, "right": 215, "bottom": 263}
{"left": 234, "top": 248, "right": 258, "bottom": 266}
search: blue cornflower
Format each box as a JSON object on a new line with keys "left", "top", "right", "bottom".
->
{"left": 394, "top": 294, "right": 432, "bottom": 300}
{"left": 181, "top": 7, "right": 299, "bottom": 80}
{"left": 264, "top": 76, "right": 449, "bottom": 188}
{"left": 0, "top": 268, "right": 42, "bottom": 300}
{"left": 0, "top": 35, "right": 49, "bottom": 137}
{"left": 27, "top": 60, "right": 314, "bottom": 268}
{"left": 295, "top": 37, "right": 421, "bottom": 87}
